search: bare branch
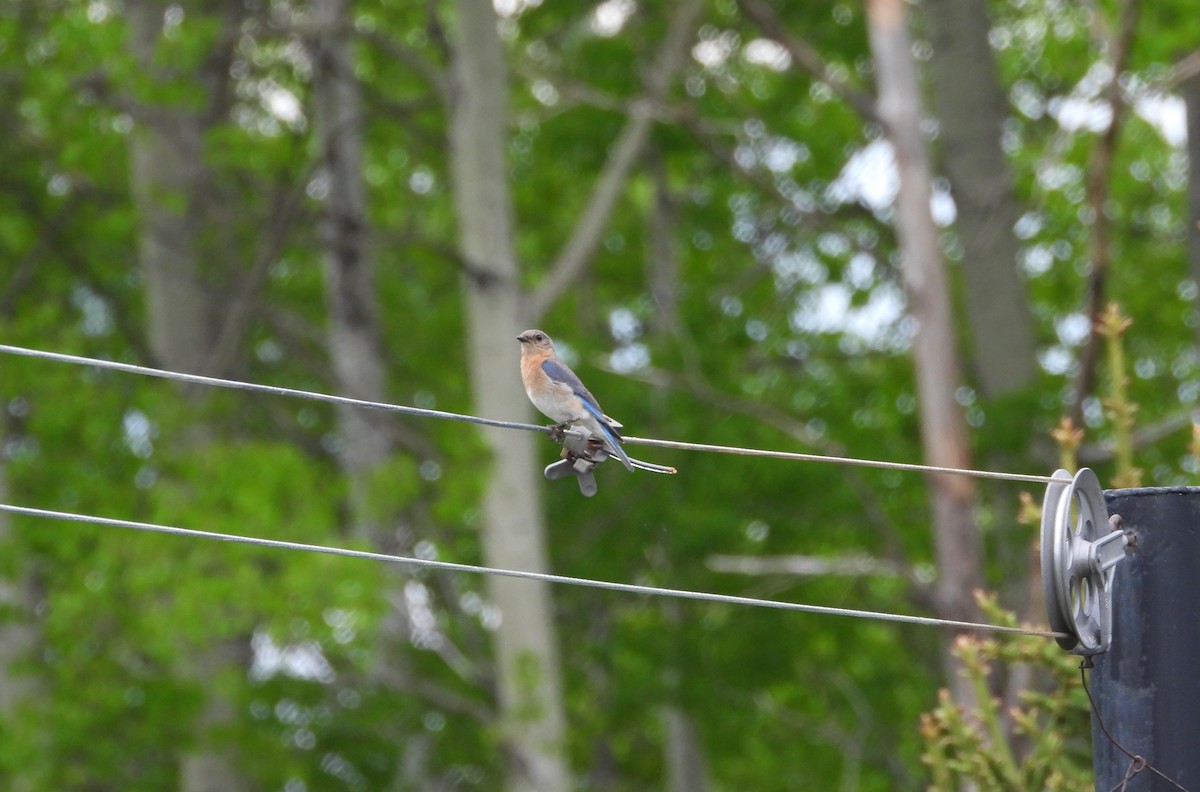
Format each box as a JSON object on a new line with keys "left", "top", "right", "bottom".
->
{"left": 527, "top": 104, "right": 654, "bottom": 320}
{"left": 1069, "top": 0, "right": 1141, "bottom": 425}
{"left": 358, "top": 28, "right": 449, "bottom": 104}
{"left": 204, "top": 162, "right": 315, "bottom": 378}
{"left": 372, "top": 661, "right": 493, "bottom": 722}
{"left": 0, "top": 191, "right": 83, "bottom": 319}
{"left": 527, "top": 0, "right": 705, "bottom": 321}
{"left": 708, "top": 553, "right": 918, "bottom": 579}
{"left": 1168, "top": 48, "right": 1200, "bottom": 87}
{"left": 735, "top": 0, "right": 880, "bottom": 124}
{"left": 1077, "top": 409, "right": 1195, "bottom": 464}
{"left": 671, "top": 104, "right": 878, "bottom": 229}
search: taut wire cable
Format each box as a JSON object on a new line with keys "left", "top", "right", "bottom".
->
{"left": 0, "top": 503, "right": 1068, "bottom": 640}
{"left": 1080, "top": 659, "right": 1193, "bottom": 792}
{"left": 0, "top": 344, "right": 542, "bottom": 433}
{"left": 0, "top": 344, "right": 1056, "bottom": 484}
{"left": 619, "top": 436, "right": 1055, "bottom": 483}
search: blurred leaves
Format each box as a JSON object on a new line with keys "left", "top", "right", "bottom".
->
{"left": 0, "top": 0, "right": 1196, "bottom": 789}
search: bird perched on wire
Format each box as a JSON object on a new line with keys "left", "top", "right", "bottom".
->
{"left": 517, "top": 329, "right": 635, "bottom": 472}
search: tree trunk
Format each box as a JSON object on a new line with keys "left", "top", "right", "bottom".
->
{"left": 866, "top": 0, "right": 983, "bottom": 700}
{"left": 126, "top": 2, "right": 217, "bottom": 376}
{"left": 177, "top": 640, "right": 254, "bottom": 792}
{"left": 309, "top": 5, "right": 446, "bottom": 787}
{"left": 647, "top": 143, "right": 681, "bottom": 337}
{"left": 310, "top": 0, "right": 393, "bottom": 535}
{"left": 660, "top": 601, "right": 709, "bottom": 792}
{"left": 1185, "top": 68, "right": 1200, "bottom": 342}
{"left": 0, "top": 415, "right": 42, "bottom": 792}
{"left": 448, "top": 3, "right": 569, "bottom": 790}
{"left": 1067, "top": 0, "right": 1139, "bottom": 427}
{"left": 922, "top": 0, "right": 1036, "bottom": 399}
{"left": 663, "top": 707, "right": 710, "bottom": 792}
{"left": 126, "top": 4, "right": 252, "bottom": 790}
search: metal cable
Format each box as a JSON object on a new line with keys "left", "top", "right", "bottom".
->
{"left": 0, "top": 344, "right": 544, "bottom": 433}
{"left": 0, "top": 344, "right": 1056, "bottom": 484}
{"left": 1081, "top": 660, "right": 1193, "bottom": 792}
{"left": 0, "top": 503, "right": 1067, "bottom": 639}
{"left": 622, "top": 436, "right": 1056, "bottom": 483}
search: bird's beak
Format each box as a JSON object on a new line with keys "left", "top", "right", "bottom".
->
{"left": 516, "top": 335, "right": 527, "bottom": 343}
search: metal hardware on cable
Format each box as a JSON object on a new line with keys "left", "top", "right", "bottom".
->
{"left": 1041, "top": 468, "right": 1131, "bottom": 655}
{"left": 0, "top": 502, "right": 1068, "bottom": 639}
{"left": 544, "top": 426, "right": 605, "bottom": 496}
{"left": 542, "top": 424, "right": 677, "bottom": 496}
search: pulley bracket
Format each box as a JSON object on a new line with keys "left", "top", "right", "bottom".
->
{"left": 1041, "top": 467, "right": 1130, "bottom": 655}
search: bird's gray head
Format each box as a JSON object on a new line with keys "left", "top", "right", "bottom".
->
{"left": 516, "top": 329, "right": 555, "bottom": 354}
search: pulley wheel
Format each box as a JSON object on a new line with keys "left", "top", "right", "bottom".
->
{"left": 1041, "top": 467, "right": 1113, "bottom": 654}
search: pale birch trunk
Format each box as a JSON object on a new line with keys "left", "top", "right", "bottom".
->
{"left": 309, "top": 4, "right": 447, "bottom": 786}
{"left": 310, "top": 0, "right": 393, "bottom": 532}
{"left": 866, "top": 0, "right": 984, "bottom": 706}
{"left": 664, "top": 707, "right": 711, "bottom": 792}
{"left": 0, "top": 416, "right": 41, "bottom": 792}
{"left": 126, "top": 4, "right": 251, "bottom": 790}
{"left": 127, "top": 2, "right": 214, "bottom": 376}
{"left": 1185, "top": 69, "right": 1200, "bottom": 340}
{"left": 449, "top": 2, "right": 568, "bottom": 789}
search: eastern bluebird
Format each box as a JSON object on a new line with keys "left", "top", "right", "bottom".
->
{"left": 517, "top": 329, "right": 635, "bottom": 472}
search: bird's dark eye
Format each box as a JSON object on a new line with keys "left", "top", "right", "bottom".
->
{"left": 536, "top": 333, "right": 545, "bottom": 341}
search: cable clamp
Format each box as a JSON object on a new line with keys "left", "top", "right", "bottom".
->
{"left": 543, "top": 426, "right": 609, "bottom": 497}
{"left": 543, "top": 423, "right": 678, "bottom": 496}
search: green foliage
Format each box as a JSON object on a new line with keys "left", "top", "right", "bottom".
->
{"left": 920, "top": 594, "right": 1092, "bottom": 791}
{"left": 1097, "top": 303, "right": 1142, "bottom": 487}
{"left": 0, "top": 0, "right": 1198, "bottom": 789}
{"left": 920, "top": 302, "right": 1154, "bottom": 790}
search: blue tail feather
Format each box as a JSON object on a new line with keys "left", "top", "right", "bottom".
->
{"left": 578, "top": 396, "right": 634, "bottom": 471}
{"left": 597, "top": 422, "right": 634, "bottom": 471}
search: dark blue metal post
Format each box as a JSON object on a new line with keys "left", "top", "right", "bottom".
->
{"left": 1092, "top": 486, "right": 1200, "bottom": 791}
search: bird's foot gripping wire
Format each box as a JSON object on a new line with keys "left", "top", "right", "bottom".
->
{"left": 543, "top": 426, "right": 676, "bottom": 497}
{"left": 546, "top": 419, "right": 580, "bottom": 444}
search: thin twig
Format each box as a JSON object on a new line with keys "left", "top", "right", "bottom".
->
{"left": 735, "top": 0, "right": 880, "bottom": 124}
{"left": 1068, "top": 0, "right": 1142, "bottom": 427}
{"left": 527, "top": 0, "right": 705, "bottom": 320}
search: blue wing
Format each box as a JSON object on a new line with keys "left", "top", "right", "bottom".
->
{"left": 541, "top": 358, "right": 634, "bottom": 471}
{"left": 588, "top": 413, "right": 634, "bottom": 471}
{"left": 541, "top": 359, "right": 602, "bottom": 415}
